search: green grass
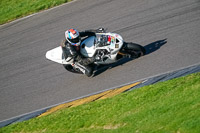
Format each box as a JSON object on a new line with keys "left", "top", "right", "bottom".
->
{"left": 0, "top": 0, "right": 72, "bottom": 25}
{"left": 1, "top": 72, "right": 200, "bottom": 133}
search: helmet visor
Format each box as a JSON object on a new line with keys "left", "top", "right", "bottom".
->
{"left": 68, "top": 36, "right": 81, "bottom": 43}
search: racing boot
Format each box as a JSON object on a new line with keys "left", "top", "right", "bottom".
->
{"left": 74, "top": 55, "right": 95, "bottom": 77}
{"left": 74, "top": 62, "right": 93, "bottom": 77}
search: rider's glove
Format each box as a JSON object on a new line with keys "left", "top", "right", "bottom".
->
{"left": 96, "top": 27, "right": 105, "bottom": 33}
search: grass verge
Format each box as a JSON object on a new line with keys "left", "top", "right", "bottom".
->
{"left": 1, "top": 72, "right": 200, "bottom": 133}
{"left": 0, "top": 0, "right": 72, "bottom": 25}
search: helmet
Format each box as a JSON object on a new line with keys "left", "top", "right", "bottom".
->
{"left": 65, "top": 28, "right": 81, "bottom": 46}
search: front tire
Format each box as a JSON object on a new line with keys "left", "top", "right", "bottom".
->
{"left": 121, "top": 42, "right": 146, "bottom": 58}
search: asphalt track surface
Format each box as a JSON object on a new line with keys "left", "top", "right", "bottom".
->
{"left": 0, "top": 0, "right": 200, "bottom": 121}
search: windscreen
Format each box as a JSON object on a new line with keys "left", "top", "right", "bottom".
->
{"left": 95, "top": 34, "right": 112, "bottom": 47}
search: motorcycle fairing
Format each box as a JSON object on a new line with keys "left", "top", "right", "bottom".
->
{"left": 80, "top": 36, "right": 96, "bottom": 57}
{"left": 46, "top": 46, "right": 73, "bottom": 64}
{"left": 46, "top": 46, "right": 63, "bottom": 64}
{"left": 80, "top": 33, "right": 123, "bottom": 64}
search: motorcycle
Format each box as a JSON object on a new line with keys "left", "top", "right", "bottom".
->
{"left": 45, "top": 32, "right": 146, "bottom": 76}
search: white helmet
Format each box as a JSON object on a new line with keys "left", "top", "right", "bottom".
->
{"left": 65, "top": 28, "right": 81, "bottom": 46}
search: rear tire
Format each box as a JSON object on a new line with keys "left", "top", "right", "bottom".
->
{"left": 122, "top": 42, "right": 146, "bottom": 58}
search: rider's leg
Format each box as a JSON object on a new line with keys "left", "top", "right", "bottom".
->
{"left": 75, "top": 55, "right": 95, "bottom": 77}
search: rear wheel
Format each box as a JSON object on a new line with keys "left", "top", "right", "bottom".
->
{"left": 121, "top": 42, "right": 146, "bottom": 58}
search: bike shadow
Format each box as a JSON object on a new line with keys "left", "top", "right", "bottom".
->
{"left": 92, "top": 39, "right": 167, "bottom": 77}
{"left": 144, "top": 39, "right": 167, "bottom": 55}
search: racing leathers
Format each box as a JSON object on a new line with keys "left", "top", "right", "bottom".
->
{"left": 61, "top": 29, "right": 104, "bottom": 76}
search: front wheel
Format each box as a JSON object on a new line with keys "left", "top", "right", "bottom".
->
{"left": 121, "top": 42, "right": 146, "bottom": 58}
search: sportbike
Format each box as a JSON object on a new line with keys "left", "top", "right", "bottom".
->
{"left": 46, "top": 32, "right": 145, "bottom": 76}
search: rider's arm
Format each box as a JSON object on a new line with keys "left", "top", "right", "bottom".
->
{"left": 80, "top": 28, "right": 105, "bottom": 37}
{"left": 61, "top": 40, "right": 77, "bottom": 58}
{"left": 79, "top": 30, "right": 96, "bottom": 37}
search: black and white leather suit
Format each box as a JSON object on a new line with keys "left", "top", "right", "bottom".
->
{"left": 61, "top": 28, "right": 104, "bottom": 76}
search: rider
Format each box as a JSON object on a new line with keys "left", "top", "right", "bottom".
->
{"left": 61, "top": 28, "right": 105, "bottom": 77}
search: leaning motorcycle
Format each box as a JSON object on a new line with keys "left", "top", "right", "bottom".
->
{"left": 45, "top": 32, "right": 146, "bottom": 76}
